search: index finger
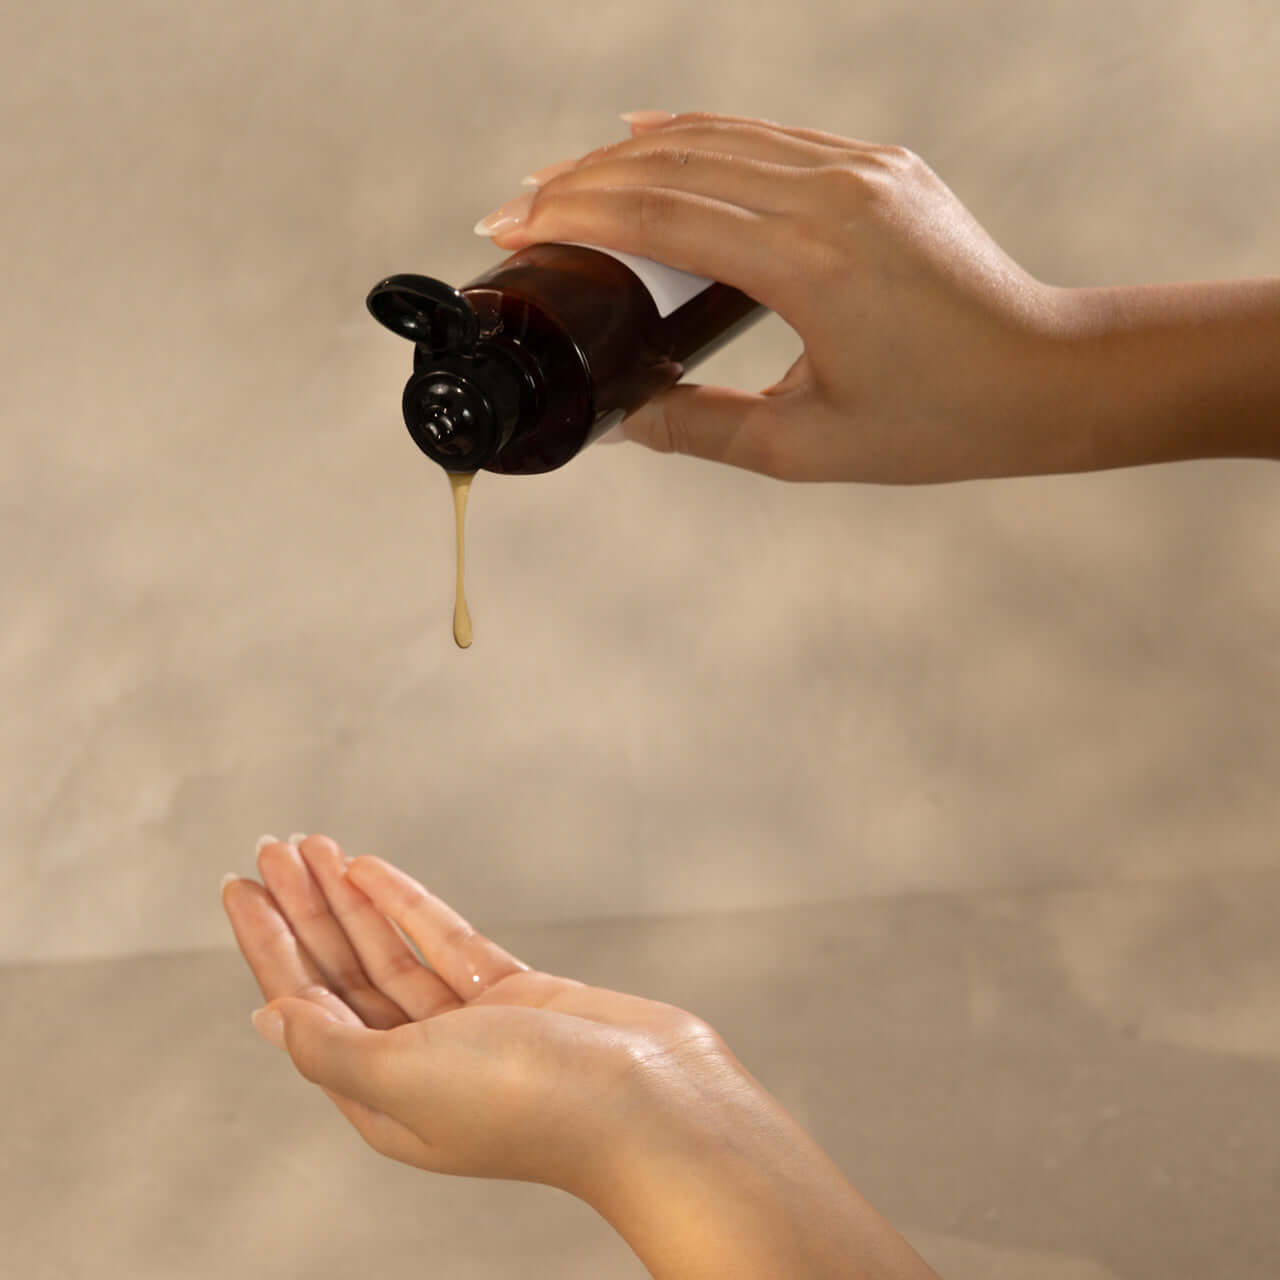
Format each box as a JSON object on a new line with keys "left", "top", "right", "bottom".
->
{"left": 522, "top": 115, "right": 867, "bottom": 190}
{"left": 620, "top": 109, "right": 894, "bottom": 154}
{"left": 495, "top": 183, "right": 798, "bottom": 318}
{"left": 343, "top": 856, "right": 529, "bottom": 1000}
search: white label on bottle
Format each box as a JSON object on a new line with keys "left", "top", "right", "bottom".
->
{"left": 561, "top": 242, "right": 713, "bottom": 318}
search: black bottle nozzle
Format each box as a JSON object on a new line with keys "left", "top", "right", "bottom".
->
{"left": 368, "top": 273, "right": 529, "bottom": 473}
{"left": 400, "top": 370, "right": 499, "bottom": 471}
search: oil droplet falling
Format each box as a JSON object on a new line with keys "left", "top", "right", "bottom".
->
{"left": 449, "top": 471, "right": 474, "bottom": 648}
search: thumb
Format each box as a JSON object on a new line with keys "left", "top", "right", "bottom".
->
{"left": 253, "top": 998, "right": 400, "bottom": 1114}
{"left": 621, "top": 384, "right": 786, "bottom": 478}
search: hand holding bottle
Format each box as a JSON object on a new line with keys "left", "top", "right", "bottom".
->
{"left": 480, "top": 111, "right": 1280, "bottom": 481}
{"left": 222, "top": 836, "right": 940, "bottom": 1279}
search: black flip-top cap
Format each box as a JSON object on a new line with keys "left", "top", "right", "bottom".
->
{"left": 367, "top": 274, "right": 480, "bottom": 355}
{"left": 369, "top": 274, "right": 494, "bottom": 471}
{"left": 402, "top": 370, "right": 500, "bottom": 472}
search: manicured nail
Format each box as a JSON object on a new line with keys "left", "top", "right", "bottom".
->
{"left": 251, "top": 1007, "right": 286, "bottom": 1051}
{"left": 255, "top": 834, "right": 278, "bottom": 853}
{"left": 473, "top": 191, "right": 534, "bottom": 237}
{"left": 619, "top": 110, "right": 676, "bottom": 126}
{"left": 287, "top": 832, "right": 307, "bottom": 848}
{"left": 220, "top": 872, "right": 238, "bottom": 893}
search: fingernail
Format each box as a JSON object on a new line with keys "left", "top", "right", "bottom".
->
{"left": 255, "top": 834, "right": 278, "bottom": 853}
{"left": 619, "top": 110, "right": 676, "bottom": 126}
{"left": 251, "top": 1007, "right": 286, "bottom": 1051}
{"left": 596, "top": 424, "right": 629, "bottom": 445}
{"left": 473, "top": 191, "right": 534, "bottom": 237}
{"left": 287, "top": 832, "right": 307, "bottom": 848}
{"left": 220, "top": 872, "right": 238, "bottom": 893}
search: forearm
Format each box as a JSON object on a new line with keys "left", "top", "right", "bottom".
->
{"left": 1039, "top": 278, "right": 1280, "bottom": 474}
{"left": 586, "top": 1067, "right": 940, "bottom": 1280}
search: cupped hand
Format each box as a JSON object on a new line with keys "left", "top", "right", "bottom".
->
{"left": 487, "top": 110, "right": 1078, "bottom": 484}
{"left": 221, "top": 836, "right": 732, "bottom": 1198}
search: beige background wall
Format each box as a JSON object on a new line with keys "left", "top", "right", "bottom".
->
{"left": 3, "top": 2, "right": 1278, "bottom": 1277}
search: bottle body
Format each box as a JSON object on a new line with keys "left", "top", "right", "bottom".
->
{"left": 371, "top": 244, "right": 766, "bottom": 475}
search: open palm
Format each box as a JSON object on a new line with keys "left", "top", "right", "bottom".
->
{"left": 221, "top": 835, "right": 719, "bottom": 1189}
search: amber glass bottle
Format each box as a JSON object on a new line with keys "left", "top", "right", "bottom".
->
{"left": 367, "top": 243, "right": 766, "bottom": 474}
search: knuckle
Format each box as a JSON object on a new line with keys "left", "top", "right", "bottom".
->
{"left": 809, "top": 162, "right": 864, "bottom": 210}
{"left": 877, "top": 143, "right": 918, "bottom": 170}
{"left": 628, "top": 184, "right": 675, "bottom": 232}
{"left": 673, "top": 1010, "right": 719, "bottom": 1044}
{"left": 441, "top": 919, "right": 477, "bottom": 953}
{"left": 579, "top": 140, "right": 622, "bottom": 167}
{"left": 813, "top": 160, "right": 890, "bottom": 208}
{"left": 389, "top": 878, "right": 429, "bottom": 917}
{"left": 379, "top": 947, "right": 424, "bottom": 983}
{"left": 330, "top": 964, "right": 365, "bottom": 992}
{"left": 648, "top": 1000, "right": 718, "bottom": 1043}
{"left": 624, "top": 145, "right": 694, "bottom": 174}
{"left": 297, "top": 894, "right": 337, "bottom": 927}
{"left": 523, "top": 183, "right": 552, "bottom": 225}
{"left": 647, "top": 396, "right": 689, "bottom": 456}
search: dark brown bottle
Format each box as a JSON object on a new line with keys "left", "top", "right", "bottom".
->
{"left": 367, "top": 243, "right": 766, "bottom": 474}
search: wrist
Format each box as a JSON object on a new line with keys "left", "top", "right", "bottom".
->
{"left": 1036, "top": 280, "right": 1280, "bottom": 473}
{"left": 581, "top": 1042, "right": 938, "bottom": 1280}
